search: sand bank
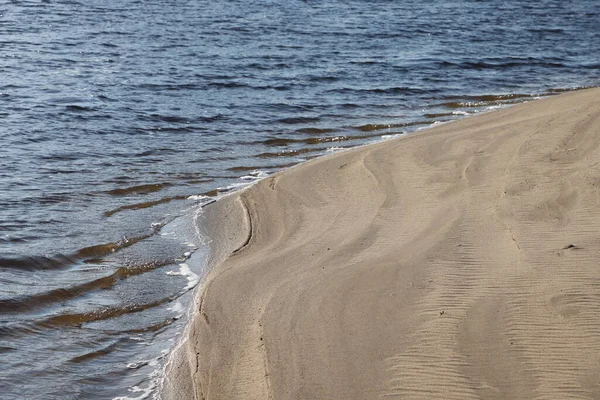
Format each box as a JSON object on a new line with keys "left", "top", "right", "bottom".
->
{"left": 163, "top": 88, "right": 600, "bottom": 399}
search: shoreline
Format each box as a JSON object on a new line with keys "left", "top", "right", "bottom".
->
{"left": 160, "top": 193, "right": 253, "bottom": 399}
{"left": 163, "top": 87, "right": 600, "bottom": 399}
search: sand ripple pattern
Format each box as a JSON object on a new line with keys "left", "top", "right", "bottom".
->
{"left": 164, "top": 89, "right": 600, "bottom": 399}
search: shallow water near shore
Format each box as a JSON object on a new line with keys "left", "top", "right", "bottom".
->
{"left": 0, "top": 0, "right": 598, "bottom": 398}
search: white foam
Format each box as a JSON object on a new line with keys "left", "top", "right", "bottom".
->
{"left": 112, "top": 383, "right": 155, "bottom": 400}
{"left": 417, "top": 121, "right": 443, "bottom": 131}
{"left": 150, "top": 222, "right": 163, "bottom": 230}
{"left": 219, "top": 182, "right": 251, "bottom": 191}
{"left": 326, "top": 146, "right": 344, "bottom": 153}
{"left": 240, "top": 170, "right": 269, "bottom": 180}
{"left": 187, "top": 194, "right": 209, "bottom": 201}
{"left": 167, "top": 301, "right": 185, "bottom": 317}
{"left": 181, "top": 263, "right": 200, "bottom": 290}
{"left": 126, "top": 360, "right": 148, "bottom": 369}
{"left": 381, "top": 134, "right": 403, "bottom": 141}
{"left": 166, "top": 263, "right": 199, "bottom": 291}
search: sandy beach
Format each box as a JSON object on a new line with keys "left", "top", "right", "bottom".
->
{"left": 163, "top": 88, "right": 600, "bottom": 399}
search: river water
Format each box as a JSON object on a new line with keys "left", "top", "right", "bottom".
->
{"left": 0, "top": 0, "right": 598, "bottom": 398}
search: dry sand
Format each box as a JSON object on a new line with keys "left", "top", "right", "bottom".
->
{"left": 162, "top": 87, "right": 600, "bottom": 399}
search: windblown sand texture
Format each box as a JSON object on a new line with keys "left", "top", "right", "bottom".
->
{"left": 163, "top": 88, "right": 600, "bottom": 399}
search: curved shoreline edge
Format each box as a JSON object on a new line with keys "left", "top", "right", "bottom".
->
{"left": 163, "top": 87, "right": 600, "bottom": 399}
{"left": 161, "top": 194, "right": 252, "bottom": 399}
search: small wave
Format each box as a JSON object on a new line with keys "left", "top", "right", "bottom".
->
{"left": 105, "top": 183, "right": 172, "bottom": 197}
{"left": 0, "top": 235, "right": 35, "bottom": 244}
{"left": 381, "top": 134, "right": 404, "bottom": 141}
{"left": 37, "top": 296, "right": 174, "bottom": 328}
{"left": 145, "top": 125, "right": 208, "bottom": 134}
{"left": 306, "top": 75, "right": 340, "bottom": 83}
{"left": 424, "top": 111, "right": 473, "bottom": 119}
{"left": 206, "top": 81, "right": 248, "bottom": 89}
{"left": 95, "top": 29, "right": 132, "bottom": 36}
{"left": 441, "top": 93, "right": 539, "bottom": 102}
{"left": 0, "top": 84, "right": 26, "bottom": 90}
{"left": 435, "top": 92, "right": 545, "bottom": 109}
{"left": 68, "top": 340, "right": 122, "bottom": 364}
{"left": 216, "top": 182, "right": 253, "bottom": 193}
{"left": 123, "top": 317, "right": 177, "bottom": 334}
{"left": 0, "top": 321, "right": 43, "bottom": 339}
{"left": 0, "top": 231, "right": 156, "bottom": 272}
{"left": 256, "top": 147, "right": 325, "bottom": 159}
{"left": 197, "top": 114, "right": 227, "bottom": 123}
{"left": 295, "top": 127, "right": 340, "bottom": 134}
{"left": 166, "top": 263, "right": 199, "bottom": 291}
{"left": 582, "top": 63, "right": 600, "bottom": 69}
{"left": 275, "top": 116, "right": 321, "bottom": 124}
{"left": 257, "top": 132, "right": 402, "bottom": 147}
{"left": 0, "top": 260, "right": 172, "bottom": 314}
{"left": 437, "top": 58, "right": 568, "bottom": 70}
{"left": 133, "top": 83, "right": 201, "bottom": 91}
{"left": 439, "top": 101, "right": 508, "bottom": 109}
{"left": 96, "top": 94, "right": 118, "bottom": 102}
{"left": 424, "top": 112, "right": 455, "bottom": 119}
{"left": 348, "top": 59, "right": 388, "bottom": 65}
{"left": 20, "top": 193, "right": 73, "bottom": 205}
{"left": 65, "top": 105, "right": 98, "bottom": 112}
{"left": 141, "top": 114, "right": 192, "bottom": 124}
{"left": 39, "top": 153, "right": 83, "bottom": 162}
{"left": 104, "top": 195, "right": 189, "bottom": 217}
{"left": 328, "top": 86, "right": 431, "bottom": 95}
{"left": 547, "top": 86, "right": 595, "bottom": 93}
{"left": 239, "top": 170, "right": 269, "bottom": 181}
{"left": 0, "top": 254, "right": 75, "bottom": 272}
{"left": 135, "top": 148, "right": 182, "bottom": 157}
{"left": 187, "top": 194, "right": 210, "bottom": 202}
{"left": 48, "top": 96, "right": 89, "bottom": 104}
{"left": 526, "top": 27, "right": 565, "bottom": 34}
{"left": 0, "top": 346, "right": 16, "bottom": 354}
{"left": 75, "top": 234, "right": 154, "bottom": 259}
{"left": 355, "top": 123, "right": 399, "bottom": 132}
{"left": 113, "top": 383, "right": 156, "bottom": 400}
{"left": 260, "top": 138, "right": 301, "bottom": 146}
{"left": 228, "top": 162, "right": 298, "bottom": 172}
{"left": 353, "top": 120, "right": 431, "bottom": 132}
{"left": 245, "top": 62, "right": 292, "bottom": 71}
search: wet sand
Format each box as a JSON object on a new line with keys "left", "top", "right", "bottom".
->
{"left": 163, "top": 88, "right": 600, "bottom": 399}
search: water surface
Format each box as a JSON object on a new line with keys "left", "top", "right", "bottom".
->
{"left": 0, "top": 0, "right": 598, "bottom": 398}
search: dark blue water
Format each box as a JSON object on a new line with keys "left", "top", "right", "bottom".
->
{"left": 0, "top": 0, "right": 598, "bottom": 398}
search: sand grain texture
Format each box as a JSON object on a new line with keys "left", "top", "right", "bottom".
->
{"left": 163, "top": 88, "right": 600, "bottom": 400}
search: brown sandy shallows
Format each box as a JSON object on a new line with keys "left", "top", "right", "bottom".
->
{"left": 162, "top": 88, "right": 600, "bottom": 400}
